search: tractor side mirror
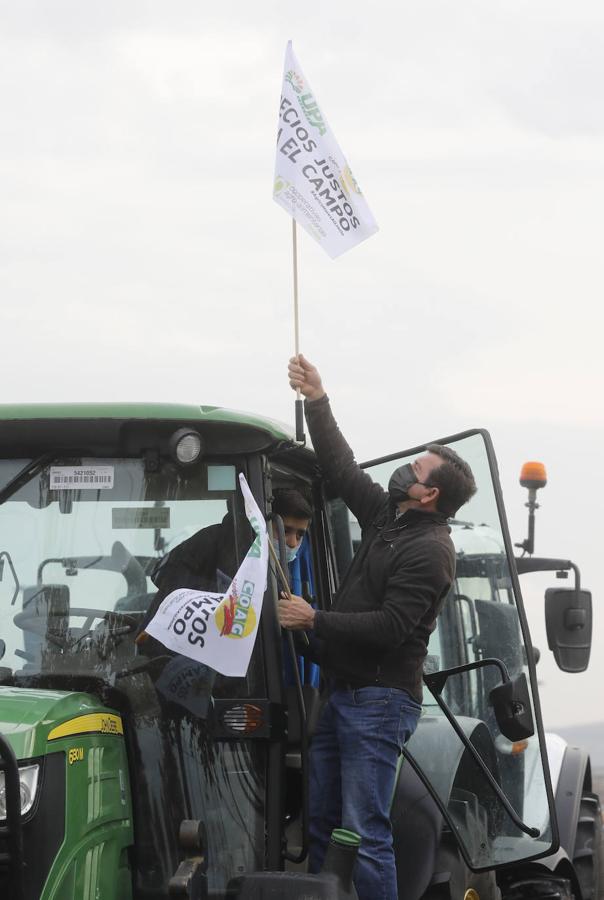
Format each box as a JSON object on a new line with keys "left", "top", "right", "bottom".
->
{"left": 545, "top": 587, "right": 592, "bottom": 673}
{"left": 489, "top": 673, "right": 535, "bottom": 741}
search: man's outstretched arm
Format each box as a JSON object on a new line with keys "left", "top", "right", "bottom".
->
{"left": 288, "top": 354, "right": 385, "bottom": 527}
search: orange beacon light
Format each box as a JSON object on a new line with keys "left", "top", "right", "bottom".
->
{"left": 519, "top": 461, "right": 547, "bottom": 491}
{"left": 515, "top": 461, "right": 547, "bottom": 556}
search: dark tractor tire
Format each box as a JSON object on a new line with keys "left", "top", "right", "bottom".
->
{"left": 420, "top": 855, "right": 501, "bottom": 900}
{"left": 572, "top": 791, "right": 601, "bottom": 900}
{"left": 503, "top": 875, "right": 575, "bottom": 899}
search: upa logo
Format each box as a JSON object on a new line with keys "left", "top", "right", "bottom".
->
{"left": 286, "top": 69, "right": 304, "bottom": 93}
{"left": 215, "top": 580, "right": 257, "bottom": 639}
{"left": 299, "top": 93, "right": 327, "bottom": 137}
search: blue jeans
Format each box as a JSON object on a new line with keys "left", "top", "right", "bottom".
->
{"left": 308, "top": 685, "right": 421, "bottom": 900}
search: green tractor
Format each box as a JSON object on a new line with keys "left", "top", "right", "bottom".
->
{"left": 0, "top": 404, "right": 597, "bottom": 899}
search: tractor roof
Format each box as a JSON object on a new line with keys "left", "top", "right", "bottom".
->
{"left": 0, "top": 402, "right": 294, "bottom": 441}
{"left": 0, "top": 402, "right": 317, "bottom": 462}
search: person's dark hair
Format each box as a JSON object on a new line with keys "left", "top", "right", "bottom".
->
{"left": 425, "top": 444, "right": 477, "bottom": 517}
{"left": 272, "top": 488, "right": 312, "bottom": 522}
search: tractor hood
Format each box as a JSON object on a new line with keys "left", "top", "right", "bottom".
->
{"left": 0, "top": 686, "right": 115, "bottom": 760}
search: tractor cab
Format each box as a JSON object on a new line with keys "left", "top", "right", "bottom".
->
{"left": 0, "top": 408, "right": 587, "bottom": 900}
{"left": 0, "top": 404, "right": 317, "bottom": 899}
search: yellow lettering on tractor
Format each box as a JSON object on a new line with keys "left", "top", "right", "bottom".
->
{"left": 48, "top": 713, "right": 124, "bottom": 742}
{"left": 68, "top": 747, "right": 84, "bottom": 765}
{"left": 100, "top": 716, "right": 119, "bottom": 734}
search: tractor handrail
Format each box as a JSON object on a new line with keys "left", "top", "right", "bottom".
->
{"left": 424, "top": 659, "right": 541, "bottom": 839}
{"left": 272, "top": 513, "right": 310, "bottom": 865}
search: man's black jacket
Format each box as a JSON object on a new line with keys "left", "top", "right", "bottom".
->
{"left": 306, "top": 395, "right": 456, "bottom": 702}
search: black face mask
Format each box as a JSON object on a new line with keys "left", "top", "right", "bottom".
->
{"left": 388, "top": 463, "right": 430, "bottom": 504}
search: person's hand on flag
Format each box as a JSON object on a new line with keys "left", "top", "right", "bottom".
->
{"left": 278, "top": 591, "right": 316, "bottom": 630}
{"left": 288, "top": 354, "right": 325, "bottom": 401}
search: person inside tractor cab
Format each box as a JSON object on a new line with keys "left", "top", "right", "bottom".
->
{"left": 147, "top": 486, "right": 312, "bottom": 598}
{"left": 135, "top": 486, "right": 314, "bottom": 707}
{"left": 138, "top": 486, "right": 314, "bottom": 665}
{"left": 270, "top": 487, "right": 320, "bottom": 689}
{"left": 271, "top": 488, "right": 312, "bottom": 571}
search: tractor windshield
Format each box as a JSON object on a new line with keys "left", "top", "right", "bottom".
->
{"left": 0, "top": 455, "right": 262, "bottom": 694}
{"left": 0, "top": 454, "right": 271, "bottom": 897}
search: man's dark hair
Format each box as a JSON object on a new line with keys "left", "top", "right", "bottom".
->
{"left": 272, "top": 488, "right": 313, "bottom": 521}
{"left": 425, "top": 444, "right": 477, "bottom": 518}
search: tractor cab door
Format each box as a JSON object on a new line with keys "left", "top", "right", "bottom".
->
{"left": 328, "top": 429, "right": 558, "bottom": 873}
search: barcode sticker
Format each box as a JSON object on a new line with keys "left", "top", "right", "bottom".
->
{"left": 50, "top": 466, "right": 114, "bottom": 491}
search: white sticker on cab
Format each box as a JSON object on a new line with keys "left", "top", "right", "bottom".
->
{"left": 50, "top": 466, "right": 114, "bottom": 491}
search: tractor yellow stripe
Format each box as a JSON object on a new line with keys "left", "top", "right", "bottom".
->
{"left": 48, "top": 713, "right": 123, "bottom": 741}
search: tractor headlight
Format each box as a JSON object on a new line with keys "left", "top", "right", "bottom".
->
{"left": 169, "top": 428, "right": 203, "bottom": 467}
{"left": 0, "top": 764, "right": 40, "bottom": 819}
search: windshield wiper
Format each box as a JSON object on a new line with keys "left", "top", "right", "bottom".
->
{"left": 0, "top": 453, "right": 56, "bottom": 506}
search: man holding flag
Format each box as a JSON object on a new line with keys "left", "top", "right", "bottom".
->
{"left": 272, "top": 44, "right": 476, "bottom": 898}
{"left": 281, "top": 354, "right": 477, "bottom": 900}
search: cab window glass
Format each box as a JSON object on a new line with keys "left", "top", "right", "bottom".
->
{"left": 0, "top": 457, "right": 264, "bottom": 698}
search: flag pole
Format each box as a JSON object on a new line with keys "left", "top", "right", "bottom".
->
{"left": 292, "top": 218, "right": 305, "bottom": 443}
{"left": 268, "top": 539, "right": 310, "bottom": 647}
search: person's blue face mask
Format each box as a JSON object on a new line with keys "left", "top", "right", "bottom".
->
{"left": 285, "top": 544, "right": 299, "bottom": 564}
{"left": 271, "top": 536, "right": 300, "bottom": 565}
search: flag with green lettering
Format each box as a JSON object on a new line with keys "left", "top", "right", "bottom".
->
{"left": 274, "top": 40, "right": 378, "bottom": 259}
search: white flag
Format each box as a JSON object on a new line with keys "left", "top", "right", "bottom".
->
{"left": 145, "top": 474, "right": 268, "bottom": 678}
{"left": 273, "top": 41, "right": 378, "bottom": 259}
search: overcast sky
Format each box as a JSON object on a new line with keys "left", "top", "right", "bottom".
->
{"left": 1, "top": 1, "right": 603, "bottom": 728}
